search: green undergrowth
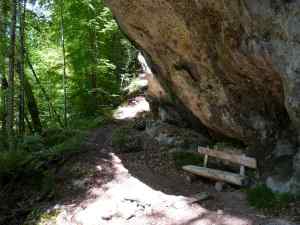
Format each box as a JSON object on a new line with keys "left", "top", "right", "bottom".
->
{"left": 246, "top": 184, "right": 296, "bottom": 210}
{"left": 210, "top": 137, "right": 246, "bottom": 150}
{"left": 0, "top": 109, "right": 113, "bottom": 194}
{"left": 0, "top": 128, "right": 88, "bottom": 187}
{"left": 111, "top": 125, "right": 143, "bottom": 153}
{"left": 172, "top": 151, "right": 203, "bottom": 169}
{"left": 24, "top": 207, "right": 62, "bottom": 225}
{"left": 68, "top": 109, "right": 115, "bottom": 130}
{"left": 0, "top": 128, "right": 90, "bottom": 224}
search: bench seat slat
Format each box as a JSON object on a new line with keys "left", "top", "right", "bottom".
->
{"left": 183, "top": 165, "right": 247, "bottom": 186}
{"left": 198, "top": 147, "right": 257, "bottom": 169}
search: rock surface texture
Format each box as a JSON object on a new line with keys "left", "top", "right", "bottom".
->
{"left": 105, "top": 0, "right": 300, "bottom": 193}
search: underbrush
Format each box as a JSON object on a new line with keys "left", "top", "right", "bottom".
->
{"left": 0, "top": 113, "right": 115, "bottom": 224}
{"left": 246, "top": 184, "right": 296, "bottom": 211}
{"left": 0, "top": 129, "right": 88, "bottom": 187}
{"left": 68, "top": 109, "right": 115, "bottom": 130}
{"left": 0, "top": 150, "right": 33, "bottom": 184}
{"left": 172, "top": 151, "right": 203, "bottom": 169}
{"left": 0, "top": 128, "right": 89, "bottom": 224}
{"left": 111, "top": 125, "right": 143, "bottom": 153}
{"left": 210, "top": 137, "right": 246, "bottom": 150}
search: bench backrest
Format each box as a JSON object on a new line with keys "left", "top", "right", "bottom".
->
{"left": 198, "top": 147, "right": 257, "bottom": 169}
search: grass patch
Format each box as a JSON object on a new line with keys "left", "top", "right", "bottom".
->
{"left": 111, "top": 126, "right": 142, "bottom": 153}
{"left": 246, "top": 184, "right": 294, "bottom": 210}
{"left": 172, "top": 151, "right": 203, "bottom": 169}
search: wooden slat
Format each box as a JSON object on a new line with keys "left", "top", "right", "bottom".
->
{"left": 198, "top": 147, "right": 257, "bottom": 169}
{"left": 183, "top": 165, "right": 247, "bottom": 186}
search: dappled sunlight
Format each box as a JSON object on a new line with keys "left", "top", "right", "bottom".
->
{"left": 16, "top": 126, "right": 273, "bottom": 225}
{"left": 113, "top": 96, "right": 150, "bottom": 120}
{"left": 51, "top": 152, "right": 254, "bottom": 225}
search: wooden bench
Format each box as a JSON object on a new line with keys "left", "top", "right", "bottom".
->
{"left": 182, "top": 147, "right": 257, "bottom": 186}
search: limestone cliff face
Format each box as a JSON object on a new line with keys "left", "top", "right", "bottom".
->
{"left": 105, "top": 0, "right": 300, "bottom": 193}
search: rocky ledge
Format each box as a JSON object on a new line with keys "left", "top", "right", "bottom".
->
{"left": 105, "top": 0, "right": 300, "bottom": 194}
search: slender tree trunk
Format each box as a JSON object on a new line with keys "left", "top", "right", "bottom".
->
{"left": 23, "top": 74, "right": 42, "bottom": 133}
{"left": 0, "top": 77, "right": 8, "bottom": 133}
{"left": 60, "top": 0, "right": 67, "bottom": 128}
{"left": 27, "top": 55, "right": 63, "bottom": 127}
{"left": 0, "top": 0, "right": 8, "bottom": 133}
{"left": 7, "top": 0, "right": 17, "bottom": 150}
{"left": 17, "top": 59, "right": 42, "bottom": 133}
{"left": 89, "top": 30, "right": 98, "bottom": 108}
{"left": 18, "top": 0, "right": 27, "bottom": 136}
{"left": 87, "top": 1, "right": 98, "bottom": 107}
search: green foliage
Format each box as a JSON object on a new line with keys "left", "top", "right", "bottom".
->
{"left": 0, "top": 1, "right": 137, "bottom": 223}
{"left": 42, "top": 128, "right": 80, "bottom": 147}
{"left": 23, "top": 0, "right": 137, "bottom": 126}
{"left": 40, "top": 171, "right": 56, "bottom": 193}
{"left": 68, "top": 108, "right": 115, "bottom": 129}
{"left": 112, "top": 127, "right": 129, "bottom": 148}
{"left": 213, "top": 142, "right": 233, "bottom": 149}
{"left": 172, "top": 151, "right": 203, "bottom": 169}
{"left": 0, "top": 128, "right": 88, "bottom": 186}
{"left": 211, "top": 138, "right": 246, "bottom": 150}
{"left": 48, "top": 130, "right": 88, "bottom": 155}
{"left": 0, "top": 132, "right": 7, "bottom": 151}
{"left": 246, "top": 184, "right": 294, "bottom": 210}
{"left": 0, "top": 150, "right": 33, "bottom": 184}
{"left": 19, "top": 135, "right": 45, "bottom": 152}
{"left": 112, "top": 126, "right": 142, "bottom": 153}
{"left": 24, "top": 207, "right": 61, "bottom": 225}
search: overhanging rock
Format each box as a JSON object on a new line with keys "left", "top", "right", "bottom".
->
{"left": 105, "top": 0, "right": 300, "bottom": 193}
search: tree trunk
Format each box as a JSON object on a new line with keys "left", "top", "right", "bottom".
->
{"left": 0, "top": 77, "right": 8, "bottom": 133}
{"left": 60, "top": 0, "right": 67, "bottom": 128}
{"left": 0, "top": 0, "right": 8, "bottom": 133}
{"left": 23, "top": 74, "right": 42, "bottom": 133}
{"left": 89, "top": 30, "right": 98, "bottom": 107}
{"left": 18, "top": 0, "right": 27, "bottom": 136}
{"left": 26, "top": 55, "right": 63, "bottom": 127}
{"left": 7, "top": 0, "right": 17, "bottom": 150}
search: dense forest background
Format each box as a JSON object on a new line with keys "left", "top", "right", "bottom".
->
{"left": 0, "top": 0, "right": 137, "bottom": 148}
{"left": 0, "top": 0, "right": 137, "bottom": 215}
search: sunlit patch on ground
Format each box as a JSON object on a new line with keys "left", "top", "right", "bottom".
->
{"left": 48, "top": 152, "right": 253, "bottom": 225}
{"left": 20, "top": 98, "right": 294, "bottom": 225}
{"left": 113, "top": 96, "right": 150, "bottom": 120}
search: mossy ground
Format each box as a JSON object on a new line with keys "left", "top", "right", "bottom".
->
{"left": 246, "top": 184, "right": 300, "bottom": 219}
{"left": 172, "top": 151, "right": 204, "bottom": 169}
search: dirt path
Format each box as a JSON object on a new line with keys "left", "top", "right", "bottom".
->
{"left": 35, "top": 122, "right": 294, "bottom": 225}
{"left": 17, "top": 97, "right": 296, "bottom": 225}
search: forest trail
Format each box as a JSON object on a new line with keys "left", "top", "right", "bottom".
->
{"left": 28, "top": 97, "right": 296, "bottom": 225}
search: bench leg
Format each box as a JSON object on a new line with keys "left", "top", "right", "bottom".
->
{"left": 185, "top": 174, "right": 199, "bottom": 184}
{"left": 215, "top": 181, "right": 225, "bottom": 192}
